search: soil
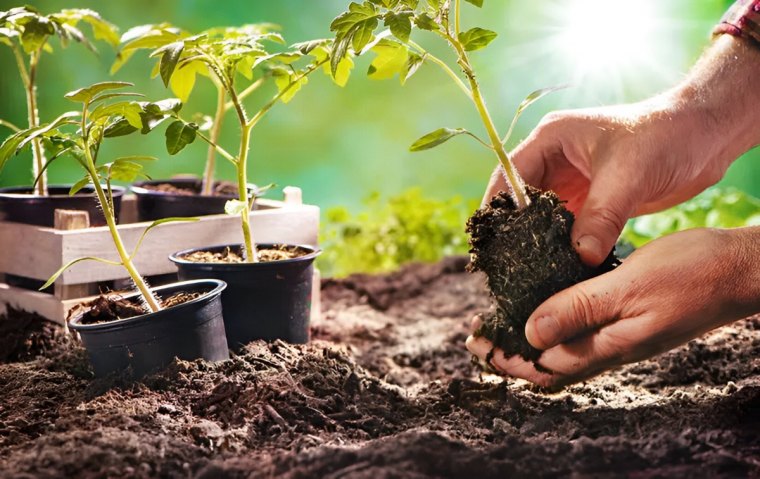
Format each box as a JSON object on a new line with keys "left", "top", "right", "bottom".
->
{"left": 1, "top": 258, "right": 758, "bottom": 478}
{"left": 468, "top": 188, "right": 620, "bottom": 362}
{"left": 143, "top": 181, "right": 238, "bottom": 197}
{"left": 181, "top": 245, "right": 310, "bottom": 264}
{"left": 72, "top": 291, "right": 206, "bottom": 325}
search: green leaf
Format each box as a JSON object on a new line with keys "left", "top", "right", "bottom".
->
{"left": 409, "top": 127, "right": 472, "bottom": 151}
{"left": 90, "top": 101, "right": 143, "bottom": 129}
{"left": 108, "top": 158, "right": 146, "bottom": 182}
{"left": 225, "top": 199, "right": 249, "bottom": 216}
{"left": 65, "top": 81, "right": 133, "bottom": 103}
{"left": 272, "top": 68, "right": 309, "bottom": 104}
{"left": 157, "top": 41, "right": 184, "bottom": 87}
{"left": 164, "top": 120, "right": 198, "bottom": 155}
{"left": 0, "top": 129, "right": 39, "bottom": 172}
{"left": 169, "top": 60, "right": 206, "bottom": 102}
{"left": 384, "top": 11, "right": 412, "bottom": 42}
{"left": 400, "top": 51, "right": 423, "bottom": 85}
{"left": 458, "top": 27, "right": 497, "bottom": 52}
{"left": 368, "top": 40, "right": 408, "bottom": 80}
{"left": 40, "top": 256, "right": 122, "bottom": 290}
{"left": 69, "top": 176, "right": 91, "bottom": 196}
{"left": 17, "top": 111, "right": 80, "bottom": 150}
{"left": 18, "top": 16, "right": 54, "bottom": 54}
{"left": 502, "top": 85, "right": 568, "bottom": 145}
{"left": 464, "top": 0, "right": 484, "bottom": 6}
{"left": 68, "top": 8, "right": 120, "bottom": 46}
{"left": 413, "top": 13, "right": 439, "bottom": 31}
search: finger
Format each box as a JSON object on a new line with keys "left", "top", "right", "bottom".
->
{"left": 470, "top": 314, "right": 483, "bottom": 331}
{"left": 489, "top": 355, "right": 556, "bottom": 389}
{"left": 525, "top": 270, "right": 622, "bottom": 350}
{"left": 570, "top": 168, "right": 638, "bottom": 266}
{"left": 482, "top": 166, "right": 508, "bottom": 207}
{"left": 465, "top": 334, "right": 494, "bottom": 363}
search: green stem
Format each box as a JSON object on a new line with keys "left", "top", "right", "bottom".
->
{"left": 225, "top": 76, "right": 266, "bottom": 112}
{"left": 194, "top": 130, "right": 237, "bottom": 164}
{"left": 81, "top": 105, "right": 162, "bottom": 312}
{"left": 0, "top": 119, "right": 21, "bottom": 133}
{"left": 407, "top": 40, "right": 471, "bottom": 100}
{"left": 446, "top": 0, "right": 529, "bottom": 209}
{"left": 237, "top": 123, "right": 258, "bottom": 263}
{"left": 201, "top": 85, "right": 226, "bottom": 195}
{"left": 26, "top": 48, "right": 48, "bottom": 196}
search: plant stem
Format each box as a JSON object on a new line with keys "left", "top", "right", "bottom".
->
{"left": 407, "top": 40, "right": 471, "bottom": 100}
{"left": 201, "top": 85, "right": 226, "bottom": 195}
{"left": 26, "top": 48, "right": 48, "bottom": 196}
{"left": 446, "top": 0, "right": 529, "bottom": 209}
{"left": 237, "top": 124, "right": 258, "bottom": 263}
{"left": 81, "top": 105, "right": 162, "bottom": 312}
{"left": 0, "top": 119, "right": 21, "bottom": 133}
{"left": 225, "top": 76, "right": 266, "bottom": 112}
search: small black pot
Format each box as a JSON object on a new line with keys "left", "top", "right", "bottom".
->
{"left": 170, "top": 244, "right": 320, "bottom": 349}
{"left": 0, "top": 185, "right": 126, "bottom": 227}
{"left": 69, "top": 279, "right": 229, "bottom": 377}
{"left": 132, "top": 178, "right": 240, "bottom": 222}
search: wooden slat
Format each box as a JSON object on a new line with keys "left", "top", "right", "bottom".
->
{"left": 0, "top": 222, "right": 62, "bottom": 281}
{"left": 0, "top": 283, "right": 66, "bottom": 323}
{"left": 54, "top": 210, "right": 97, "bottom": 300}
{"left": 57, "top": 203, "right": 320, "bottom": 284}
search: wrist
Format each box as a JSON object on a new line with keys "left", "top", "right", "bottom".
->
{"left": 722, "top": 226, "right": 760, "bottom": 318}
{"left": 669, "top": 36, "right": 760, "bottom": 170}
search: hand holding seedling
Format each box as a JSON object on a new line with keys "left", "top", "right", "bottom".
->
{"left": 470, "top": 35, "right": 760, "bottom": 388}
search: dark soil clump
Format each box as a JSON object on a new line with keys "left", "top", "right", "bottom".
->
{"left": 467, "top": 188, "right": 619, "bottom": 361}
{"left": 0, "top": 307, "right": 68, "bottom": 364}
{"left": 72, "top": 291, "right": 207, "bottom": 325}
{"left": 181, "top": 245, "right": 310, "bottom": 264}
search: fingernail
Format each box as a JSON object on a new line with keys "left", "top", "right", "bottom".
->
{"left": 575, "top": 235, "right": 603, "bottom": 264}
{"left": 527, "top": 316, "right": 561, "bottom": 349}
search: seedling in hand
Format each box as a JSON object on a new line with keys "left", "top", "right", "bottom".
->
{"left": 0, "top": 81, "right": 197, "bottom": 313}
{"left": 330, "top": 0, "right": 563, "bottom": 210}
{"left": 0, "top": 6, "right": 119, "bottom": 195}
{"left": 116, "top": 23, "right": 352, "bottom": 262}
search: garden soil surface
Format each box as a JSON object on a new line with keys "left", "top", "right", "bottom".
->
{"left": 1, "top": 257, "right": 758, "bottom": 478}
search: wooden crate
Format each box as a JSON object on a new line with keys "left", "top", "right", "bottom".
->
{"left": 0, "top": 187, "right": 321, "bottom": 324}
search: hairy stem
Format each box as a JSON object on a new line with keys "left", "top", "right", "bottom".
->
{"left": 81, "top": 105, "right": 162, "bottom": 312}
{"left": 26, "top": 48, "right": 48, "bottom": 196}
{"left": 447, "top": 0, "right": 529, "bottom": 209}
{"left": 237, "top": 124, "right": 258, "bottom": 262}
{"left": 201, "top": 85, "right": 226, "bottom": 195}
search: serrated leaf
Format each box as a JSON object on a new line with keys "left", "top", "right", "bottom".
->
{"left": 65, "top": 81, "right": 133, "bottom": 103}
{"left": 169, "top": 60, "right": 206, "bottom": 102}
{"left": 272, "top": 69, "right": 309, "bottom": 104}
{"left": 384, "top": 11, "right": 412, "bottom": 42}
{"left": 17, "top": 111, "right": 80, "bottom": 150}
{"left": 165, "top": 120, "right": 198, "bottom": 155}
{"left": 368, "top": 40, "right": 408, "bottom": 80}
{"left": 90, "top": 101, "right": 143, "bottom": 129}
{"left": 158, "top": 41, "right": 184, "bottom": 87}
{"left": 70, "top": 8, "right": 120, "bottom": 46}
{"left": 18, "top": 16, "right": 54, "bottom": 54}
{"left": 224, "top": 199, "right": 248, "bottom": 216}
{"left": 458, "top": 27, "right": 497, "bottom": 52}
{"left": 413, "top": 13, "right": 439, "bottom": 31}
{"left": 410, "top": 127, "right": 470, "bottom": 151}
{"left": 401, "top": 52, "right": 423, "bottom": 85}
{"left": 108, "top": 159, "right": 145, "bottom": 182}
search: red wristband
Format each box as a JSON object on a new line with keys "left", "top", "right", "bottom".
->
{"left": 714, "top": 0, "right": 760, "bottom": 47}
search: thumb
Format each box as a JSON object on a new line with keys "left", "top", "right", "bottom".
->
{"left": 525, "top": 274, "right": 619, "bottom": 350}
{"left": 571, "top": 171, "right": 637, "bottom": 266}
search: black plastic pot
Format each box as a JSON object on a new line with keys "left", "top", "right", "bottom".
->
{"left": 0, "top": 185, "right": 126, "bottom": 227}
{"left": 69, "top": 279, "right": 229, "bottom": 377}
{"left": 132, "top": 178, "right": 242, "bottom": 222}
{"left": 170, "top": 244, "right": 320, "bottom": 349}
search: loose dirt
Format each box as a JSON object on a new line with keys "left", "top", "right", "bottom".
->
{"left": 1, "top": 257, "right": 758, "bottom": 478}
{"left": 142, "top": 181, "right": 238, "bottom": 197}
{"left": 180, "top": 245, "right": 310, "bottom": 264}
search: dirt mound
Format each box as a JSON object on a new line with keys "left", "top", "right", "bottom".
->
{"left": 1, "top": 259, "right": 758, "bottom": 478}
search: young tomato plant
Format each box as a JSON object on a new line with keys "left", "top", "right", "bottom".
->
{"left": 330, "top": 0, "right": 562, "bottom": 210}
{"left": 0, "top": 6, "right": 119, "bottom": 196}
{"left": 0, "top": 81, "right": 196, "bottom": 313}
{"left": 114, "top": 23, "right": 352, "bottom": 262}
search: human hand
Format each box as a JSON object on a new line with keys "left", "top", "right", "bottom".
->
{"left": 485, "top": 36, "right": 760, "bottom": 267}
{"left": 466, "top": 226, "right": 760, "bottom": 390}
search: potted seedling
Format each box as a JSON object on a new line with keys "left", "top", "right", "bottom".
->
{"left": 0, "top": 81, "right": 229, "bottom": 377}
{"left": 0, "top": 6, "right": 126, "bottom": 227}
{"left": 330, "top": 0, "right": 618, "bottom": 362}
{"left": 133, "top": 27, "right": 349, "bottom": 349}
{"left": 111, "top": 23, "right": 282, "bottom": 221}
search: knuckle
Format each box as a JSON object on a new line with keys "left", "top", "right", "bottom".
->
{"left": 569, "top": 287, "right": 597, "bottom": 331}
{"left": 590, "top": 205, "right": 627, "bottom": 236}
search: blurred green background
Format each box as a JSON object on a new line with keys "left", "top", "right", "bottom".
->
{"left": 0, "top": 0, "right": 758, "bottom": 276}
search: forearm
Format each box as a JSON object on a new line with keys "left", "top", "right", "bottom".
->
{"left": 726, "top": 225, "right": 760, "bottom": 318}
{"left": 671, "top": 35, "right": 760, "bottom": 168}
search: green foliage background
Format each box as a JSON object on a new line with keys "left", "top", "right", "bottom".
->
{"left": 0, "top": 0, "right": 757, "bottom": 277}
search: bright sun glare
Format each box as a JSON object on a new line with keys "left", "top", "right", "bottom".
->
{"left": 539, "top": 0, "right": 683, "bottom": 103}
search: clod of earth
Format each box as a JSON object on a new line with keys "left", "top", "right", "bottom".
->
{"left": 180, "top": 245, "right": 310, "bottom": 264}
{"left": 71, "top": 291, "right": 205, "bottom": 325}
{"left": 467, "top": 187, "right": 619, "bottom": 362}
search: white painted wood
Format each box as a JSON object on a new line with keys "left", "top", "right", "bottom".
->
{"left": 0, "top": 283, "right": 66, "bottom": 323}
{"left": 283, "top": 186, "right": 303, "bottom": 205}
{"left": 0, "top": 222, "right": 62, "bottom": 281}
